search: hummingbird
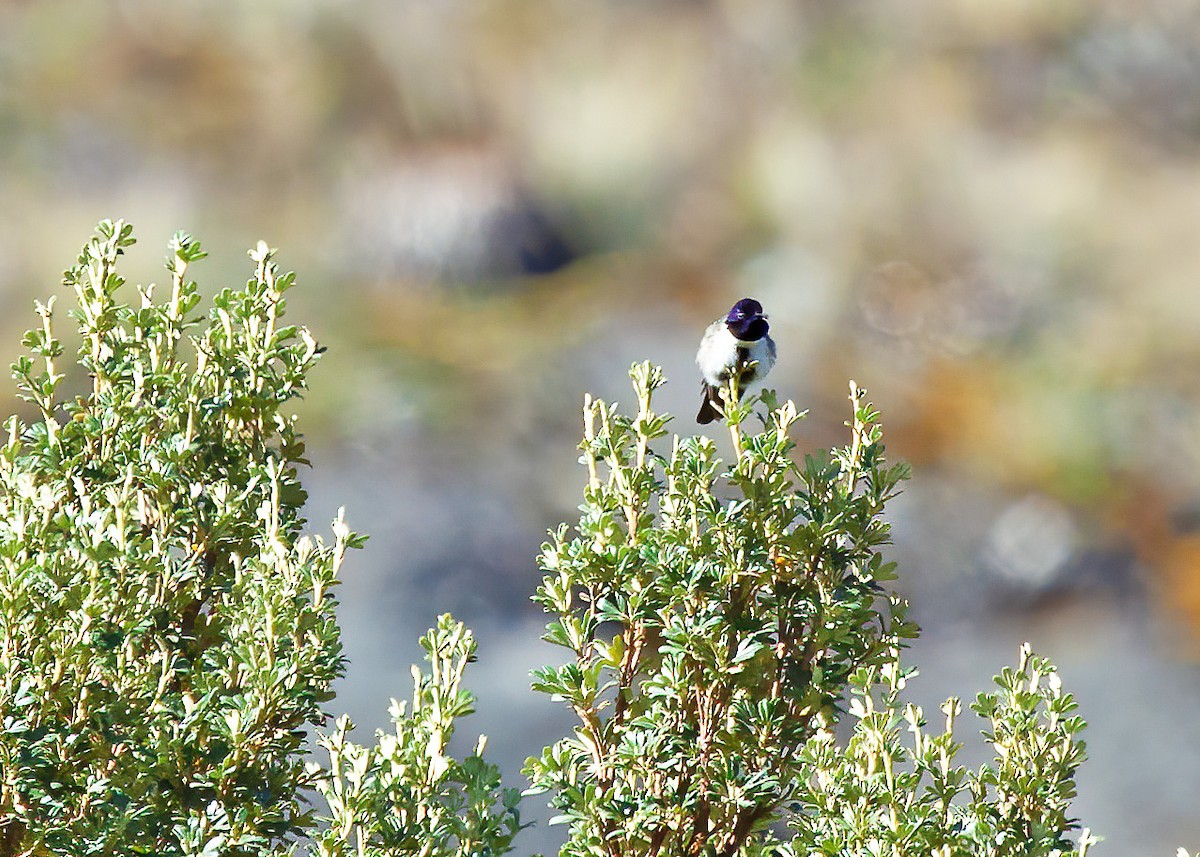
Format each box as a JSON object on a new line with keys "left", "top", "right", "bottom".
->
{"left": 695, "top": 297, "right": 776, "bottom": 424}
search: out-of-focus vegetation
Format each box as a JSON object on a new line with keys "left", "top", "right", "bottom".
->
{"left": 1, "top": 1, "right": 1199, "bottom": 853}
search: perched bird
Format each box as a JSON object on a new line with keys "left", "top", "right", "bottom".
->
{"left": 695, "top": 297, "right": 777, "bottom": 424}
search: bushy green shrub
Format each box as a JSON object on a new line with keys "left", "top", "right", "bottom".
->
{"left": 525, "top": 364, "right": 1098, "bottom": 857}
{"left": 0, "top": 221, "right": 357, "bottom": 854}
{"left": 0, "top": 223, "right": 520, "bottom": 857}
{"left": 0, "top": 224, "right": 1107, "bottom": 856}
{"left": 311, "top": 615, "right": 523, "bottom": 857}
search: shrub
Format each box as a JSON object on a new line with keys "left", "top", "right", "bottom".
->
{"left": 311, "top": 614, "right": 523, "bottom": 857}
{"left": 0, "top": 224, "right": 1102, "bottom": 856}
{"left": 525, "top": 364, "right": 1097, "bottom": 857}
{"left": 0, "top": 221, "right": 357, "bottom": 853}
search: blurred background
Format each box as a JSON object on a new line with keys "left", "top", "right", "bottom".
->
{"left": 2, "top": 0, "right": 1199, "bottom": 851}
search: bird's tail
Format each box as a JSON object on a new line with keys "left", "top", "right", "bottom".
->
{"left": 696, "top": 384, "right": 724, "bottom": 424}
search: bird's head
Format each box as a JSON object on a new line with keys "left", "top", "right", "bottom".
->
{"left": 725, "top": 298, "right": 769, "bottom": 340}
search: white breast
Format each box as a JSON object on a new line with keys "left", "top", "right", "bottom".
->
{"left": 741, "top": 335, "right": 776, "bottom": 383}
{"left": 696, "top": 322, "right": 736, "bottom": 385}
{"left": 696, "top": 322, "right": 776, "bottom": 387}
